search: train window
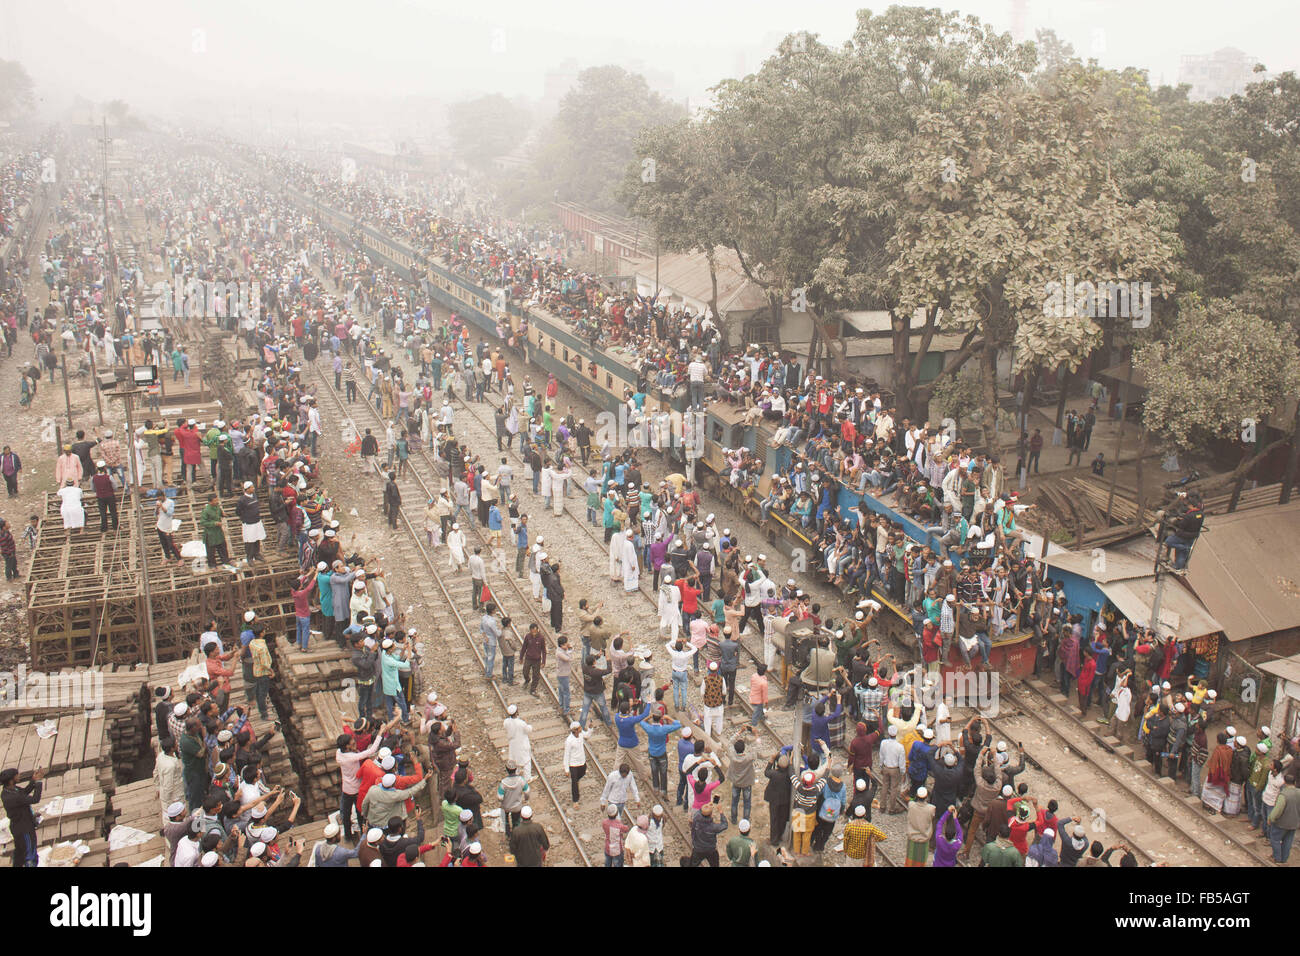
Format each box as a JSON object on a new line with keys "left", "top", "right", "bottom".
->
{"left": 550, "top": 339, "right": 557, "bottom": 356}
{"left": 563, "top": 347, "right": 569, "bottom": 362}
{"left": 711, "top": 422, "right": 724, "bottom": 443}
{"left": 606, "top": 373, "right": 613, "bottom": 389}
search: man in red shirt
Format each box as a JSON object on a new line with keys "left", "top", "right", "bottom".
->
{"left": 174, "top": 418, "right": 202, "bottom": 484}
{"left": 677, "top": 576, "right": 702, "bottom": 631}
{"left": 91, "top": 462, "right": 118, "bottom": 533}
{"left": 356, "top": 739, "right": 423, "bottom": 812}
{"left": 848, "top": 721, "right": 880, "bottom": 783}
{"left": 205, "top": 642, "right": 238, "bottom": 708}
{"left": 1008, "top": 795, "right": 1039, "bottom": 856}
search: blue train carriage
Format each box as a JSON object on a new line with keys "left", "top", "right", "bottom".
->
{"left": 698, "top": 415, "right": 1039, "bottom": 679}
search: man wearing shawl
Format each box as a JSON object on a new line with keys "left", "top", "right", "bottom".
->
{"left": 1202, "top": 732, "right": 1233, "bottom": 813}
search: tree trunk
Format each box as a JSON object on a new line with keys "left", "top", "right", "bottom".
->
{"left": 1171, "top": 435, "right": 1291, "bottom": 501}
{"left": 1280, "top": 402, "right": 1300, "bottom": 506}
{"left": 1022, "top": 367, "right": 1040, "bottom": 433}
{"left": 770, "top": 293, "right": 784, "bottom": 349}
{"left": 1133, "top": 426, "right": 1150, "bottom": 525}
{"left": 891, "top": 308, "right": 912, "bottom": 419}
{"left": 979, "top": 343, "right": 999, "bottom": 453}
{"left": 1227, "top": 437, "right": 1264, "bottom": 513}
{"left": 1054, "top": 364, "right": 1071, "bottom": 429}
{"left": 907, "top": 331, "right": 984, "bottom": 424}
{"left": 706, "top": 250, "right": 721, "bottom": 344}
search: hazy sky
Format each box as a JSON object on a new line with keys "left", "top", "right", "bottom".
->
{"left": 5, "top": 0, "right": 1296, "bottom": 121}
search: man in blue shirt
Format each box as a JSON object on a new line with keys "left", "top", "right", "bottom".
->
{"left": 488, "top": 502, "right": 503, "bottom": 551}
{"left": 809, "top": 692, "right": 844, "bottom": 754}
{"left": 642, "top": 713, "right": 682, "bottom": 794}
{"left": 614, "top": 700, "right": 652, "bottom": 762}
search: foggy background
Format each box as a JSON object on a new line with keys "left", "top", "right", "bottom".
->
{"left": 4, "top": 0, "right": 1297, "bottom": 136}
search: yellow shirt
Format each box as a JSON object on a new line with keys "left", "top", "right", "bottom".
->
{"left": 843, "top": 820, "right": 887, "bottom": 859}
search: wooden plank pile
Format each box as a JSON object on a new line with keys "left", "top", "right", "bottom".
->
{"left": 1199, "top": 482, "right": 1281, "bottom": 515}
{"left": 0, "top": 715, "right": 115, "bottom": 867}
{"left": 26, "top": 484, "right": 301, "bottom": 670}
{"left": 34, "top": 766, "right": 111, "bottom": 853}
{"left": 109, "top": 778, "right": 162, "bottom": 832}
{"left": 0, "top": 715, "right": 114, "bottom": 793}
{"left": 268, "top": 642, "right": 356, "bottom": 819}
{"left": 0, "top": 663, "right": 152, "bottom": 782}
{"left": 106, "top": 778, "right": 169, "bottom": 867}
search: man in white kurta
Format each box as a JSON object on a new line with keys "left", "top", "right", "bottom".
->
{"left": 608, "top": 523, "right": 624, "bottom": 581}
{"left": 552, "top": 464, "right": 570, "bottom": 517}
{"left": 621, "top": 529, "right": 640, "bottom": 592}
{"left": 503, "top": 706, "right": 534, "bottom": 782}
{"left": 529, "top": 543, "right": 544, "bottom": 601}
{"left": 658, "top": 577, "right": 681, "bottom": 640}
{"left": 58, "top": 481, "right": 85, "bottom": 530}
{"left": 446, "top": 523, "right": 467, "bottom": 570}
{"left": 539, "top": 464, "right": 553, "bottom": 507}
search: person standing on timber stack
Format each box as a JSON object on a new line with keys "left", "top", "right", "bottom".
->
{"left": 236, "top": 481, "right": 266, "bottom": 562}
{"left": 200, "top": 491, "right": 229, "bottom": 568}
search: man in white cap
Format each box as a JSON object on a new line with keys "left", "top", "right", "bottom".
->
{"left": 508, "top": 804, "right": 550, "bottom": 867}
{"left": 446, "top": 521, "right": 467, "bottom": 571}
{"left": 361, "top": 765, "right": 433, "bottom": 826}
{"left": 905, "top": 786, "right": 936, "bottom": 866}
{"left": 235, "top": 481, "right": 266, "bottom": 562}
{"left": 313, "top": 820, "right": 360, "bottom": 867}
{"left": 601, "top": 803, "right": 631, "bottom": 866}
{"left": 619, "top": 527, "right": 640, "bottom": 592}
{"left": 503, "top": 704, "right": 535, "bottom": 783}
{"left": 563, "top": 721, "right": 594, "bottom": 806}
{"left": 699, "top": 661, "right": 727, "bottom": 741}
{"left": 726, "top": 818, "right": 755, "bottom": 867}
{"left": 172, "top": 817, "right": 204, "bottom": 868}
{"left": 878, "top": 725, "right": 906, "bottom": 814}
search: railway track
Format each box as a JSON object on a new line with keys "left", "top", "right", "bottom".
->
{"left": 326, "top": 317, "right": 899, "bottom": 864}
{"left": 996, "top": 679, "right": 1272, "bottom": 866}
{"left": 255, "top": 153, "right": 1254, "bottom": 869}
{"left": 445, "top": 388, "right": 903, "bottom": 866}
{"left": 868, "top": 610, "right": 1269, "bottom": 867}
{"left": 307, "top": 357, "right": 696, "bottom": 865}
{"left": 267, "top": 181, "right": 886, "bottom": 864}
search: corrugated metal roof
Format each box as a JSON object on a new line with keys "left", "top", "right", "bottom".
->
{"left": 626, "top": 248, "right": 767, "bottom": 314}
{"left": 1096, "top": 576, "right": 1223, "bottom": 640}
{"left": 1259, "top": 655, "right": 1300, "bottom": 685}
{"left": 1045, "top": 549, "right": 1153, "bottom": 583}
{"left": 1183, "top": 501, "right": 1300, "bottom": 642}
{"left": 782, "top": 333, "right": 968, "bottom": 358}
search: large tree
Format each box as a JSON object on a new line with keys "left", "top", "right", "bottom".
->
{"left": 691, "top": 8, "right": 1037, "bottom": 391}
{"left": 1136, "top": 297, "right": 1300, "bottom": 455}
{"left": 621, "top": 119, "right": 733, "bottom": 332}
{"left": 0, "top": 60, "right": 34, "bottom": 119}
{"left": 531, "top": 66, "right": 686, "bottom": 214}
{"left": 446, "top": 94, "right": 531, "bottom": 170}
{"left": 890, "top": 64, "right": 1178, "bottom": 451}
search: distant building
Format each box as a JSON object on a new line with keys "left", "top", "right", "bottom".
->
{"left": 1178, "top": 47, "right": 1263, "bottom": 101}
{"left": 553, "top": 202, "right": 645, "bottom": 266}
{"left": 540, "top": 58, "right": 582, "bottom": 116}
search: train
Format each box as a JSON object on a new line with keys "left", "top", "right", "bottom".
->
{"left": 284, "top": 185, "right": 1040, "bottom": 678}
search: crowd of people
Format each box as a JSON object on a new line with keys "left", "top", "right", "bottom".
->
{"left": 4, "top": 138, "right": 1298, "bottom": 870}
